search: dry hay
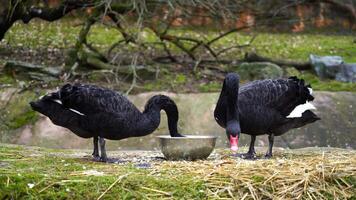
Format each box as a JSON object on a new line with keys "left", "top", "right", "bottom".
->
{"left": 155, "top": 148, "right": 356, "bottom": 199}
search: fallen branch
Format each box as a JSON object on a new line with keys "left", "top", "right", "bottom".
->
{"left": 4, "top": 61, "right": 61, "bottom": 81}
{"left": 244, "top": 52, "right": 312, "bottom": 70}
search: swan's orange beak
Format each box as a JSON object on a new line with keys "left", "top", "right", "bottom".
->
{"left": 230, "top": 135, "right": 239, "bottom": 152}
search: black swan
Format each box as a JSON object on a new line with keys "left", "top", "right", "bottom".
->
{"left": 214, "top": 73, "right": 320, "bottom": 159}
{"left": 30, "top": 83, "right": 182, "bottom": 162}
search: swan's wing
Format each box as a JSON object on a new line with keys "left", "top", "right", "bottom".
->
{"left": 239, "top": 77, "right": 314, "bottom": 117}
{"left": 54, "top": 83, "right": 139, "bottom": 115}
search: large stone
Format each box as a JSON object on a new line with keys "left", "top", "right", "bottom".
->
{"left": 237, "top": 62, "right": 284, "bottom": 80}
{"left": 310, "top": 54, "right": 356, "bottom": 83}
{"left": 0, "top": 90, "right": 355, "bottom": 150}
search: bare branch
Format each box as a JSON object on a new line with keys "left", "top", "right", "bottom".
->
{"left": 216, "top": 34, "right": 257, "bottom": 56}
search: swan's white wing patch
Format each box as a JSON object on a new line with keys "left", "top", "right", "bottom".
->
{"left": 52, "top": 99, "right": 63, "bottom": 105}
{"left": 308, "top": 87, "right": 313, "bottom": 95}
{"left": 286, "top": 101, "right": 316, "bottom": 118}
{"left": 69, "top": 108, "right": 85, "bottom": 116}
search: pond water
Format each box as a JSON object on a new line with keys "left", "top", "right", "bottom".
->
{"left": 2, "top": 91, "right": 355, "bottom": 150}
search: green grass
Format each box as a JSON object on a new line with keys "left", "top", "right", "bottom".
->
{"left": 2, "top": 19, "right": 355, "bottom": 62}
{"left": 298, "top": 72, "right": 356, "bottom": 92}
{"left": 0, "top": 90, "right": 39, "bottom": 129}
{"left": 1, "top": 18, "right": 356, "bottom": 92}
{"left": 0, "top": 144, "right": 355, "bottom": 199}
{"left": 0, "top": 145, "right": 206, "bottom": 199}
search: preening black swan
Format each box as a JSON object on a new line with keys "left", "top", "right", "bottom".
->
{"left": 30, "top": 83, "right": 182, "bottom": 162}
{"left": 214, "top": 73, "right": 320, "bottom": 159}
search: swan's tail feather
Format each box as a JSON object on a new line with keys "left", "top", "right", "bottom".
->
{"left": 288, "top": 76, "right": 314, "bottom": 102}
{"left": 285, "top": 76, "right": 317, "bottom": 118}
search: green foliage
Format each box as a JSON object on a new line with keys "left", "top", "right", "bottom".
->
{"left": 174, "top": 73, "right": 187, "bottom": 84}
{"left": 1, "top": 91, "right": 39, "bottom": 129}
{"left": 198, "top": 81, "right": 221, "bottom": 92}
{"left": 7, "top": 110, "right": 38, "bottom": 129}
{"left": 0, "top": 74, "right": 16, "bottom": 84}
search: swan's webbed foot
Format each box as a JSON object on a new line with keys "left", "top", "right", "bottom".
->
{"left": 99, "top": 154, "right": 108, "bottom": 162}
{"left": 264, "top": 153, "right": 273, "bottom": 159}
{"left": 171, "top": 133, "right": 184, "bottom": 137}
{"left": 93, "top": 156, "right": 125, "bottom": 164}
{"left": 237, "top": 135, "right": 257, "bottom": 160}
{"left": 92, "top": 155, "right": 109, "bottom": 162}
{"left": 92, "top": 150, "right": 99, "bottom": 159}
{"left": 92, "top": 156, "right": 104, "bottom": 162}
{"left": 92, "top": 154, "right": 100, "bottom": 160}
{"left": 240, "top": 152, "right": 257, "bottom": 160}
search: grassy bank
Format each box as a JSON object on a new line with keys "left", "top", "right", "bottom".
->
{"left": 0, "top": 144, "right": 355, "bottom": 199}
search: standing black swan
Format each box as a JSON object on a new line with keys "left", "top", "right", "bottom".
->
{"left": 30, "top": 83, "right": 182, "bottom": 162}
{"left": 214, "top": 73, "right": 320, "bottom": 159}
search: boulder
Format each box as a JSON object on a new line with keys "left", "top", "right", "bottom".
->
{"left": 1, "top": 90, "right": 355, "bottom": 150}
{"left": 237, "top": 62, "right": 284, "bottom": 80}
{"left": 310, "top": 54, "right": 356, "bottom": 82}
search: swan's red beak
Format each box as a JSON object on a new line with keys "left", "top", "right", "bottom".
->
{"left": 229, "top": 135, "right": 239, "bottom": 152}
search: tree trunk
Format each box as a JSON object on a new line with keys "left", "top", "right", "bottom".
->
{"left": 0, "top": 0, "right": 95, "bottom": 41}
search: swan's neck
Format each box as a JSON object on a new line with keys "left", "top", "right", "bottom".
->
{"left": 225, "top": 74, "right": 239, "bottom": 122}
{"left": 142, "top": 95, "right": 180, "bottom": 137}
{"left": 133, "top": 111, "right": 161, "bottom": 137}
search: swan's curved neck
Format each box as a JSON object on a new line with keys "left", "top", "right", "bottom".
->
{"left": 142, "top": 95, "right": 180, "bottom": 137}
{"left": 225, "top": 74, "right": 240, "bottom": 122}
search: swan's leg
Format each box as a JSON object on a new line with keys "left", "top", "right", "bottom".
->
{"left": 99, "top": 137, "right": 108, "bottom": 162}
{"left": 265, "top": 133, "right": 274, "bottom": 158}
{"left": 92, "top": 136, "right": 99, "bottom": 159}
{"left": 241, "top": 135, "right": 256, "bottom": 159}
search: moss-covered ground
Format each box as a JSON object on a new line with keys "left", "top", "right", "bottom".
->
{"left": 0, "top": 144, "right": 355, "bottom": 199}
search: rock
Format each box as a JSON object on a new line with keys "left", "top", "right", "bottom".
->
{"left": 0, "top": 90, "right": 355, "bottom": 150}
{"left": 310, "top": 54, "right": 356, "bottom": 83}
{"left": 237, "top": 62, "right": 284, "bottom": 80}
{"left": 335, "top": 64, "right": 356, "bottom": 83}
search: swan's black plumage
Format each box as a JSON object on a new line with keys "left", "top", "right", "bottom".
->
{"left": 214, "top": 73, "right": 320, "bottom": 158}
{"left": 30, "top": 83, "right": 182, "bottom": 162}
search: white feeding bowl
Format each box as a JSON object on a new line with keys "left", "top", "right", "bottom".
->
{"left": 157, "top": 135, "right": 217, "bottom": 160}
